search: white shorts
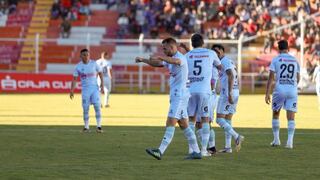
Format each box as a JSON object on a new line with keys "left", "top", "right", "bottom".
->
{"left": 188, "top": 93, "right": 210, "bottom": 118}
{"left": 272, "top": 90, "right": 297, "bottom": 112}
{"left": 217, "top": 92, "right": 239, "bottom": 115}
{"left": 196, "top": 92, "right": 219, "bottom": 122}
{"left": 82, "top": 86, "right": 100, "bottom": 107}
{"left": 168, "top": 96, "right": 189, "bottom": 120}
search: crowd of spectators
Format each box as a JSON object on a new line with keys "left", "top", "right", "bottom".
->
{"left": 0, "top": 0, "right": 19, "bottom": 16}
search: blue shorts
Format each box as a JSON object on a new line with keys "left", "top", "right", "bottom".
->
{"left": 272, "top": 90, "right": 297, "bottom": 112}
{"left": 168, "top": 96, "right": 189, "bottom": 120}
{"left": 217, "top": 91, "right": 239, "bottom": 115}
{"left": 82, "top": 86, "right": 100, "bottom": 107}
{"left": 188, "top": 93, "right": 210, "bottom": 118}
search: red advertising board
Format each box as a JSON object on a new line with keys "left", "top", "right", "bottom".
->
{"left": 0, "top": 72, "right": 81, "bottom": 93}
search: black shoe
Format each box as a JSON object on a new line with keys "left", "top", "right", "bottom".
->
{"left": 96, "top": 127, "right": 103, "bottom": 133}
{"left": 207, "top": 146, "right": 217, "bottom": 155}
{"left": 146, "top": 148, "right": 162, "bottom": 160}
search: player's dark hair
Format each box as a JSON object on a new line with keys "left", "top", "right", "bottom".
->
{"left": 80, "top": 48, "right": 89, "bottom": 54}
{"left": 278, "top": 40, "right": 288, "bottom": 51}
{"left": 101, "top": 51, "right": 108, "bottom": 56}
{"left": 211, "top": 44, "right": 225, "bottom": 52}
{"left": 191, "top": 33, "right": 204, "bottom": 48}
{"left": 162, "top": 37, "right": 177, "bottom": 45}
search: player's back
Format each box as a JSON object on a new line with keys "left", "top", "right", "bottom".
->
{"left": 219, "top": 56, "right": 239, "bottom": 96}
{"left": 270, "top": 53, "right": 300, "bottom": 96}
{"left": 186, "top": 48, "right": 217, "bottom": 94}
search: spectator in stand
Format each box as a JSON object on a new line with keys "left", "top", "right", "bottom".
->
{"left": 79, "top": 0, "right": 91, "bottom": 15}
{"left": 117, "top": 13, "right": 129, "bottom": 38}
{"left": 263, "top": 33, "right": 275, "bottom": 54}
{"left": 61, "top": 18, "right": 71, "bottom": 38}
{"left": 51, "top": 0, "right": 60, "bottom": 19}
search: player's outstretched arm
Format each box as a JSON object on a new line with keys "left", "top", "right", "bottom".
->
{"left": 265, "top": 71, "right": 274, "bottom": 104}
{"left": 70, "top": 76, "right": 77, "bottom": 100}
{"left": 135, "top": 56, "right": 163, "bottom": 67}
{"left": 152, "top": 55, "right": 181, "bottom": 65}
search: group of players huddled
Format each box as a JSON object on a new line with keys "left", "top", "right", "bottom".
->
{"left": 69, "top": 33, "right": 300, "bottom": 160}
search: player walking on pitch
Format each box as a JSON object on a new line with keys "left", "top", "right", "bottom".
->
{"left": 70, "top": 49, "right": 104, "bottom": 133}
{"left": 265, "top": 40, "right": 300, "bottom": 149}
{"left": 212, "top": 44, "right": 244, "bottom": 153}
{"left": 96, "top": 51, "right": 113, "bottom": 108}
{"left": 135, "top": 37, "right": 202, "bottom": 160}
{"left": 313, "top": 59, "right": 320, "bottom": 110}
{"left": 186, "top": 34, "right": 221, "bottom": 156}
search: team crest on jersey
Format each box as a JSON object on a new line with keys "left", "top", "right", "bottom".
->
{"left": 225, "top": 105, "right": 230, "bottom": 111}
{"left": 189, "top": 55, "right": 193, "bottom": 59}
{"left": 279, "top": 59, "right": 282, "bottom": 62}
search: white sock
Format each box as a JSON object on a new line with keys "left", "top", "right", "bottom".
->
{"left": 208, "top": 128, "right": 215, "bottom": 148}
{"left": 272, "top": 119, "right": 280, "bottom": 143}
{"left": 94, "top": 104, "right": 102, "bottom": 128}
{"left": 184, "top": 127, "right": 200, "bottom": 153}
{"left": 104, "top": 87, "right": 109, "bottom": 106}
{"left": 287, "top": 120, "right": 295, "bottom": 145}
{"left": 225, "top": 120, "right": 232, "bottom": 148}
{"left": 201, "top": 122, "right": 210, "bottom": 152}
{"left": 83, "top": 105, "right": 89, "bottom": 129}
{"left": 216, "top": 118, "right": 239, "bottom": 140}
{"left": 159, "top": 126, "right": 175, "bottom": 154}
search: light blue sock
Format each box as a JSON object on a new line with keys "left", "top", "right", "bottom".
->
{"left": 208, "top": 128, "right": 215, "bottom": 148}
{"left": 83, "top": 105, "right": 89, "bottom": 129}
{"left": 225, "top": 120, "right": 232, "bottom": 148}
{"left": 287, "top": 120, "right": 295, "bottom": 145}
{"left": 94, "top": 104, "right": 102, "bottom": 128}
{"left": 272, "top": 119, "right": 280, "bottom": 143}
{"left": 216, "top": 118, "right": 239, "bottom": 139}
{"left": 159, "top": 126, "right": 175, "bottom": 154}
{"left": 189, "top": 121, "right": 195, "bottom": 132}
{"left": 184, "top": 127, "right": 200, "bottom": 153}
{"left": 201, "top": 123, "right": 210, "bottom": 151}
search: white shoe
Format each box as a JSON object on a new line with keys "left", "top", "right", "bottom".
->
{"left": 285, "top": 144, "right": 293, "bottom": 149}
{"left": 218, "top": 148, "right": 232, "bottom": 153}
{"left": 201, "top": 150, "right": 212, "bottom": 157}
{"left": 270, "top": 140, "right": 281, "bottom": 147}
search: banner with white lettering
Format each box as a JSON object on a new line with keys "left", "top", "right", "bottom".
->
{"left": 0, "top": 73, "right": 81, "bottom": 93}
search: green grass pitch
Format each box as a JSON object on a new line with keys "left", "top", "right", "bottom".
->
{"left": 0, "top": 94, "right": 320, "bottom": 179}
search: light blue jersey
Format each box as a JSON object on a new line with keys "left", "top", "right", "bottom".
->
{"left": 269, "top": 53, "right": 300, "bottom": 92}
{"left": 163, "top": 51, "right": 189, "bottom": 98}
{"left": 186, "top": 48, "right": 220, "bottom": 94}
{"left": 313, "top": 65, "right": 320, "bottom": 85}
{"left": 219, "top": 56, "right": 239, "bottom": 97}
{"left": 73, "top": 60, "right": 102, "bottom": 89}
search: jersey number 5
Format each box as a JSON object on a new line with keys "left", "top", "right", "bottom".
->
{"left": 193, "top": 60, "right": 202, "bottom": 76}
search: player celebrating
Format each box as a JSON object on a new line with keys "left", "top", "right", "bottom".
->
{"left": 265, "top": 40, "right": 300, "bottom": 149}
{"left": 186, "top": 34, "right": 221, "bottom": 156}
{"left": 313, "top": 59, "right": 320, "bottom": 110}
{"left": 96, "top": 51, "right": 113, "bottom": 108}
{"left": 212, "top": 44, "right": 244, "bottom": 153}
{"left": 70, "top": 49, "right": 104, "bottom": 133}
{"left": 135, "top": 37, "right": 201, "bottom": 160}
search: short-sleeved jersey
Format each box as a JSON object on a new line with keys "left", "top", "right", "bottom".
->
{"left": 219, "top": 56, "right": 238, "bottom": 96}
{"left": 96, "top": 59, "right": 112, "bottom": 78}
{"left": 269, "top": 53, "right": 300, "bottom": 91}
{"left": 163, "top": 51, "right": 189, "bottom": 97}
{"left": 73, "top": 60, "right": 102, "bottom": 88}
{"left": 186, "top": 48, "right": 221, "bottom": 94}
{"left": 313, "top": 65, "right": 320, "bottom": 84}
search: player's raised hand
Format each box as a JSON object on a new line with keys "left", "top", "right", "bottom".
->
{"left": 69, "top": 92, "right": 74, "bottom": 100}
{"left": 265, "top": 95, "right": 271, "bottom": 104}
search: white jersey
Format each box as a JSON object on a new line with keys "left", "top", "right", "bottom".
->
{"left": 96, "top": 59, "right": 112, "bottom": 79}
{"left": 269, "top": 53, "right": 300, "bottom": 91}
{"left": 313, "top": 65, "right": 320, "bottom": 85}
{"left": 186, "top": 48, "right": 221, "bottom": 94}
{"left": 163, "top": 51, "right": 189, "bottom": 98}
{"left": 219, "top": 56, "right": 239, "bottom": 96}
{"left": 73, "top": 60, "right": 102, "bottom": 89}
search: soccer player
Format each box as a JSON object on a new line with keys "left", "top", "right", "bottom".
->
{"left": 313, "top": 59, "right": 320, "bottom": 110}
{"left": 186, "top": 34, "right": 221, "bottom": 156}
{"left": 212, "top": 44, "right": 244, "bottom": 153}
{"left": 70, "top": 49, "right": 104, "bottom": 133}
{"left": 135, "top": 37, "right": 201, "bottom": 160}
{"left": 96, "top": 51, "right": 113, "bottom": 108}
{"left": 265, "top": 40, "right": 300, "bottom": 149}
